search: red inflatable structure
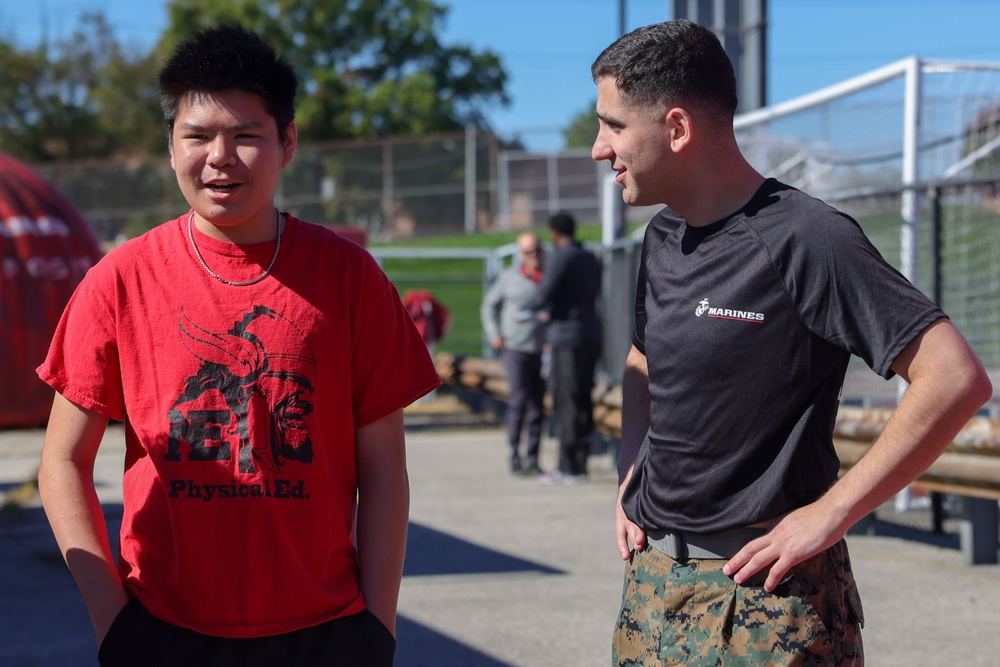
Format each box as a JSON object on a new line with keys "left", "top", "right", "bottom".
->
{"left": 0, "top": 151, "right": 103, "bottom": 428}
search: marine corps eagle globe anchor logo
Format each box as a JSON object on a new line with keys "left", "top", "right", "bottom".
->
{"left": 695, "top": 298, "right": 710, "bottom": 317}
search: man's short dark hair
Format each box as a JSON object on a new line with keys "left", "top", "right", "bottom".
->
{"left": 159, "top": 23, "right": 298, "bottom": 142}
{"left": 548, "top": 212, "right": 576, "bottom": 238}
{"left": 591, "top": 20, "right": 737, "bottom": 123}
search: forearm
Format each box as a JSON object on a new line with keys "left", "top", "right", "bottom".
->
{"left": 355, "top": 410, "right": 409, "bottom": 636}
{"left": 613, "top": 345, "right": 652, "bottom": 557}
{"left": 725, "top": 320, "right": 990, "bottom": 591}
{"left": 39, "top": 461, "right": 128, "bottom": 631}
{"left": 824, "top": 319, "right": 992, "bottom": 528}
{"left": 618, "top": 345, "right": 651, "bottom": 485}
{"left": 38, "top": 395, "right": 127, "bottom": 642}
{"left": 357, "top": 471, "right": 409, "bottom": 635}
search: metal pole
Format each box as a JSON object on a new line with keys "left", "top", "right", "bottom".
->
{"left": 929, "top": 184, "right": 944, "bottom": 533}
{"left": 547, "top": 154, "right": 559, "bottom": 217}
{"left": 930, "top": 185, "right": 942, "bottom": 307}
{"left": 465, "top": 124, "right": 477, "bottom": 234}
{"left": 498, "top": 151, "right": 510, "bottom": 231}
{"left": 601, "top": 172, "right": 623, "bottom": 245}
{"left": 901, "top": 57, "right": 922, "bottom": 286}
{"left": 892, "top": 57, "right": 922, "bottom": 519}
{"left": 897, "top": 57, "right": 922, "bottom": 409}
{"left": 617, "top": 0, "right": 627, "bottom": 236}
{"left": 381, "top": 140, "right": 393, "bottom": 235}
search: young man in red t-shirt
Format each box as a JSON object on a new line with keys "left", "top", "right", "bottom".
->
{"left": 37, "top": 24, "right": 439, "bottom": 666}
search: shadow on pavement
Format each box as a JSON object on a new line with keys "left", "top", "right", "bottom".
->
{"left": 404, "top": 522, "right": 563, "bottom": 577}
{"left": 0, "top": 504, "right": 122, "bottom": 667}
{"left": 396, "top": 523, "right": 561, "bottom": 665}
{"left": 396, "top": 616, "right": 514, "bottom": 667}
{"left": 865, "top": 519, "right": 961, "bottom": 550}
{"left": 397, "top": 523, "right": 561, "bottom": 665}
{"left": 0, "top": 504, "right": 547, "bottom": 666}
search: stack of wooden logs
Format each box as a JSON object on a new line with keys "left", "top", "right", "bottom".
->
{"left": 435, "top": 352, "right": 1000, "bottom": 564}
{"left": 434, "top": 352, "right": 1000, "bottom": 501}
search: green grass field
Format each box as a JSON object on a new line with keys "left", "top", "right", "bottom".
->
{"left": 371, "top": 225, "right": 614, "bottom": 356}
{"left": 372, "top": 201, "right": 1000, "bottom": 367}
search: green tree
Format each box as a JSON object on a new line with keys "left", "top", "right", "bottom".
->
{"left": 0, "top": 42, "right": 49, "bottom": 160}
{"left": 160, "top": 0, "right": 510, "bottom": 142}
{"left": 0, "top": 13, "right": 162, "bottom": 162}
{"left": 562, "top": 100, "right": 597, "bottom": 150}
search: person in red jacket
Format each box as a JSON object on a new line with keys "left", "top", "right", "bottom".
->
{"left": 403, "top": 289, "right": 451, "bottom": 355}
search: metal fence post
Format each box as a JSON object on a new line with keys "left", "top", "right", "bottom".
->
{"left": 961, "top": 497, "right": 1000, "bottom": 565}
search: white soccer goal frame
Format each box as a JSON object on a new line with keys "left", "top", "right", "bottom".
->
{"left": 735, "top": 56, "right": 1000, "bottom": 288}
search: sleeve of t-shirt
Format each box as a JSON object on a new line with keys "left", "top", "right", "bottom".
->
{"left": 351, "top": 261, "right": 442, "bottom": 427}
{"left": 774, "top": 206, "right": 945, "bottom": 379}
{"left": 36, "top": 259, "right": 127, "bottom": 421}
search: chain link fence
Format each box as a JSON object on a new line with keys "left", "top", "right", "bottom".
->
{"left": 734, "top": 58, "right": 1000, "bottom": 538}
{"left": 34, "top": 130, "right": 661, "bottom": 245}
{"left": 35, "top": 130, "right": 506, "bottom": 243}
{"left": 19, "top": 56, "right": 1000, "bottom": 546}
{"left": 735, "top": 58, "right": 1000, "bottom": 411}
{"left": 27, "top": 58, "right": 1000, "bottom": 410}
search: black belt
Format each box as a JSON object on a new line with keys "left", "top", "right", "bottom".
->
{"left": 646, "top": 526, "right": 767, "bottom": 560}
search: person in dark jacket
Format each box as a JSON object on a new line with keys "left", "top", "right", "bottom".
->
{"left": 527, "top": 212, "right": 602, "bottom": 484}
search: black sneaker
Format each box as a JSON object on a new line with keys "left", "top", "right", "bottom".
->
{"left": 520, "top": 462, "right": 543, "bottom": 476}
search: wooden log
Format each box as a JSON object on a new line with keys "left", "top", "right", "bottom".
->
{"left": 434, "top": 353, "right": 1000, "bottom": 499}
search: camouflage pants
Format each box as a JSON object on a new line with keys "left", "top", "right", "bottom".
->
{"left": 612, "top": 539, "right": 864, "bottom": 666}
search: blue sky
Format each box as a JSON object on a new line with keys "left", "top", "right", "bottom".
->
{"left": 3, "top": 0, "right": 1000, "bottom": 151}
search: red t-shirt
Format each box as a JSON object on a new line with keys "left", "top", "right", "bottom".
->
{"left": 38, "top": 213, "right": 440, "bottom": 637}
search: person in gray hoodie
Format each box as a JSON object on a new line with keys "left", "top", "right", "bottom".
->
{"left": 481, "top": 232, "right": 548, "bottom": 474}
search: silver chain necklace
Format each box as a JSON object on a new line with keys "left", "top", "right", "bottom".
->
{"left": 187, "top": 209, "right": 281, "bottom": 286}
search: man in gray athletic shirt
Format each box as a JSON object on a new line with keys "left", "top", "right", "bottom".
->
{"left": 481, "top": 232, "right": 548, "bottom": 474}
{"left": 591, "top": 20, "right": 993, "bottom": 666}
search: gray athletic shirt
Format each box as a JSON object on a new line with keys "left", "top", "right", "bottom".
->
{"left": 624, "top": 179, "right": 945, "bottom": 533}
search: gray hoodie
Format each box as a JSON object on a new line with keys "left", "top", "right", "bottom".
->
{"left": 480, "top": 266, "right": 547, "bottom": 354}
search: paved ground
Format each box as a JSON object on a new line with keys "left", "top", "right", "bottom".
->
{"left": 2, "top": 408, "right": 999, "bottom": 666}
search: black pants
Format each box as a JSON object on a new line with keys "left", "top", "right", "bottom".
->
{"left": 501, "top": 349, "right": 545, "bottom": 464}
{"left": 550, "top": 343, "right": 600, "bottom": 476}
{"left": 98, "top": 597, "right": 395, "bottom": 667}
